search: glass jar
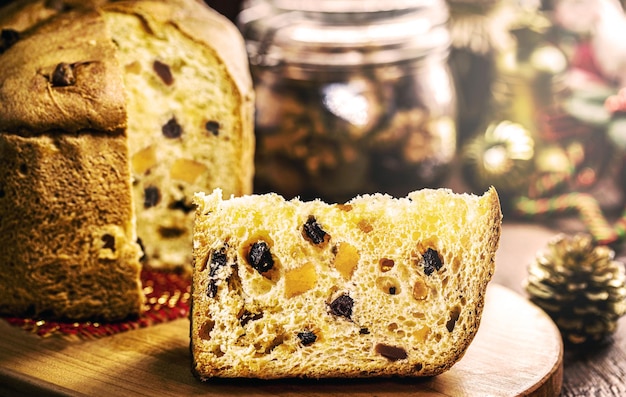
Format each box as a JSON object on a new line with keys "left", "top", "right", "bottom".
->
{"left": 239, "top": 0, "right": 457, "bottom": 202}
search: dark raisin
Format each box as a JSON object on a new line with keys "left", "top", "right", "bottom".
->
{"left": 423, "top": 248, "right": 443, "bottom": 276}
{"left": 158, "top": 226, "right": 185, "bottom": 238}
{"left": 143, "top": 186, "right": 161, "bottom": 208}
{"left": 329, "top": 294, "right": 353, "bottom": 319}
{"left": 162, "top": 117, "right": 182, "bottom": 139}
{"left": 248, "top": 241, "right": 274, "bottom": 273}
{"left": 136, "top": 238, "right": 147, "bottom": 262}
{"left": 209, "top": 247, "right": 228, "bottom": 277}
{"left": 207, "top": 279, "right": 218, "bottom": 298}
{"left": 389, "top": 286, "right": 397, "bottom": 295}
{"left": 51, "top": 62, "right": 76, "bottom": 87}
{"left": 198, "top": 319, "right": 215, "bottom": 340}
{"left": 153, "top": 60, "right": 174, "bottom": 85}
{"left": 297, "top": 330, "right": 317, "bottom": 346}
{"left": 102, "top": 234, "right": 115, "bottom": 251}
{"left": 44, "top": 0, "right": 71, "bottom": 11}
{"left": 375, "top": 343, "right": 408, "bottom": 361}
{"left": 239, "top": 310, "right": 263, "bottom": 326}
{"left": 0, "top": 29, "right": 20, "bottom": 54}
{"left": 303, "top": 215, "right": 327, "bottom": 245}
{"left": 205, "top": 120, "right": 220, "bottom": 136}
{"left": 169, "top": 199, "right": 195, "bottom": 213}
{"left": 359, "top": 327, "right": 370, "bottom": 335}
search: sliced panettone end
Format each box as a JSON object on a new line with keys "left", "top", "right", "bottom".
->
{"left": 0, "top": 0, "right": 254, "bottom": 321}
{"left": 0, "top": 9, "right": 144, "bottom": 322}
{"left": 102, "top": 0, "right": 255, "bottom": 269}
{"left": 191, "top": 187, "right": 502, "bottom": 379}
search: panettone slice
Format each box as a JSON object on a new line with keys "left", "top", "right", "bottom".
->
{"left": 191, "top": 187, "right": 502, "bottom": 379}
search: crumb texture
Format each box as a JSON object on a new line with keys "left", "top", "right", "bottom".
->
{"left": 104, "top": 0, "right": 254, "bottom": 268}
{"left": 191, "top": 187, "right": 502, "bottom": 379}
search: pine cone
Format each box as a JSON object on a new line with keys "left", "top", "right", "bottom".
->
{"left": 525, "top": 233, "right": 626, "bottom": 345}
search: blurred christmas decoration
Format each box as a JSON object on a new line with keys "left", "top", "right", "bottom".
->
{"left": 446, "top": 0, "right": 520, "bottom": 142}
{"left": 525, "top": 233, "right": 626, "bottom": 346}
{"left": 462, "top": 120, "right": 535, "bottom": 198}
{"left": 460, "top": 0, "right": 626, "bottom": 245}
{"left": 552, "top": 0, "right": 626, "bottom": 87}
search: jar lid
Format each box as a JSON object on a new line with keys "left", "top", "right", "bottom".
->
{"left": 238, "top": 0, "right": 451, "bottom": 67}
{"left": 271, "top": 0, "right": 443, "bottom": 13}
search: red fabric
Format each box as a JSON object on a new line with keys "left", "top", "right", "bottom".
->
{"left": 1, "top": 268, "right": 191, "bottom": 338}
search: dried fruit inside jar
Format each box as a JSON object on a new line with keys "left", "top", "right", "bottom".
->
{"left": 251, "top": 63, "right": 456, "bottom": 202}
{"left": 239, "top": 0, "right": 456, "bottom": 202}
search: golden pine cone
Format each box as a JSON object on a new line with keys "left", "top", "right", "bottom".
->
{"left": 525, "top": 233, "right": 626, "bottom": 345}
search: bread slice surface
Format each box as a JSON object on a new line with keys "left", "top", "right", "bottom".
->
{"left": 191, "top": 187, "right": 502, "bottom": 379}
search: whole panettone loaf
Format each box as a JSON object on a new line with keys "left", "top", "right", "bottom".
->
{"left": 0, "top": 0, "right": 254, "bottom": 321}
{"left": 191, "top": 187, "right": 502, "bottom": 379}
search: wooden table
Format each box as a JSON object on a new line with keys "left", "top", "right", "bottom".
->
{"left": 493, "top": 222, "right": 626, "bottom": 397}
{"left": 0, "top": 221, "right": 624, "bottom": 396}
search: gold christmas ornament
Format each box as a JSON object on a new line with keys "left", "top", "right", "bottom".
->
{"left": 525, "top": 233, "right": 626, "bottom": 346}
{"left": 461, "top": 120, "right": 535, "bottom": 196}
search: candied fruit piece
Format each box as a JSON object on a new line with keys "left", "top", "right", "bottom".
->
{"left": 333, "top": 242, "right": 359, "bottom": 280}
{"left": 375, "top": 343, "right": 407, "bottom": 361}
{"left": 285, "top": 262, "right": 318, "bottom": 298}
{"left": 303, "top": 216, "right": 328, "bottom": 245}
{"left": 125, "top": 61, "right": 142, "bottom": 74}
{"left": 144, "top": 186, "right": 161, "bottom": 208}
{"left": 423, "top": 248, "right": 443, "bottom": 275}
{"left": 357, "top": 219, "right": 373, "bottom": 233}
{"left": 297, "top": 330, "right": 317, "bottom": 346}
{"left": 329, "top": 294, "right": 353, "bottom": 319}
{"left": 153, "top": 59, "right": 174, "bottom": 85}
{"left": 132, "top": 145, "right": 157, "bottom": 175}
{"left": 248, "top": 241, "right": 274, "bottom": 273}
{"left": 412, "top": 278, "right": 429, "bottom": 300}
{"left": 379, "top": 258, "right": 394, "bottom": 272}
{"left": 413, "top": 326, "right": 430, "bottom": 342}
{"left": 170, "top": 158, "right": 208, "bottom": 184}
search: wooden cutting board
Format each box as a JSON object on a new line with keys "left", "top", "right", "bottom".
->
{"left": 0, "top": 283, "right": 563, "bottom": 396}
